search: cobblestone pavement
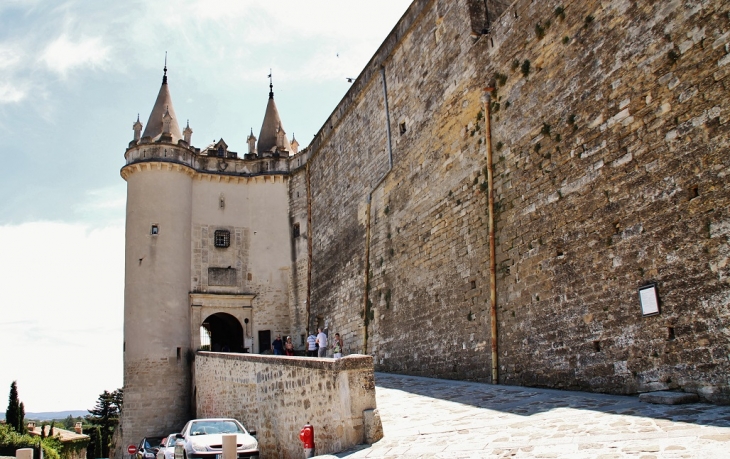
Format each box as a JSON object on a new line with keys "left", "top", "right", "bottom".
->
{"left": 320, "top": 373, "right": 730, "bottom": 458}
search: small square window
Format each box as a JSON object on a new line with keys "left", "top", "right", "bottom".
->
{"left": 214, "top": 230, "right": 230, "bottom": 248}
{"left": 151, "top": 225, "right": 159, "bottom": 235}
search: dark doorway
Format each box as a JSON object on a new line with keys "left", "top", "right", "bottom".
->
{"left": 258, "top": 330, "right": 271, "bottom": 354}
{"left": 201, "top": 313, "right": 244, "bottom": 352}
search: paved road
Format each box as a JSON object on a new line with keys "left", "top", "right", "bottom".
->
{"left": 320, "top": 373, "right": 730, "bottom": 458}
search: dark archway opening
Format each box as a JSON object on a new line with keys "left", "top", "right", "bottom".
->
{"left": 201, "top": 313, "right": 244, "bottom": 352}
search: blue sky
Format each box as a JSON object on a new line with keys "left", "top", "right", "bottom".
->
{"left": 0, "top": 0, "right": 412, "bottom": 413}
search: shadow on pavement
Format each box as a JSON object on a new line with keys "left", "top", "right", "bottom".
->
{"left": 374, "top": 372, "right": 730, "bottom": 428}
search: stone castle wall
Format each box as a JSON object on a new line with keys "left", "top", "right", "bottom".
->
{"left": 298, "top": 0, "right": 730, "bottom": 402}
{"left": 194, "top": 353, "right": 380, "bottom": 458}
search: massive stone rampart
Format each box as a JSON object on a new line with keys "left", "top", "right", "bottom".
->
{"left": 298, "top": 0, "right": 730, "bottom": 402}
{"left": 194, "top": 353, "right": 380, "bottom": 458}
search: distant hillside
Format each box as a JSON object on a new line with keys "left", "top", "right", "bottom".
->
{"left": 0, "top": 410, "right": 88, "bottom": 421}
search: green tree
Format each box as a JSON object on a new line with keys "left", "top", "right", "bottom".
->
{"left": 0, "top": 423, "right": 62, "bottom": 459}
{"left": 48, "top": 421, "right": 55, "bottom": 437}
{"left": 87, "top": 389, "right": 122, "bottom": 458}
{"left": 85, "top": 426, "right": 102, "bottom": 459}
{"left": 5, "top": 381, "right": 25, "bottom": 434}
{"left": 19, "top": 402, "right": 25, "bottom": 433}
{"left": 63, "top": 415, "right": 75, "bottom": 430}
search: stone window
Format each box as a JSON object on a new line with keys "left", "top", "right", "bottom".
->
{"left": 151, "top": 225, "right": 159, "bottom": 235}
{"left": 214, "top": 230, "right": 230, "bottom": 248}
{"left": 293, "top": 223, "right": 301, "bottom": 238}
{"left": 217, "top": 146, "right": 225, "bottom": 157}
{"left": 399, "top": 122, "right": 407, "bottom": 135}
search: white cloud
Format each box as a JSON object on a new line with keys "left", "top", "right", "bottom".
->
{"left": 40, "top": 34, "right": 110, "bottom": 77}
{"left": 0, "top": 222, "right": 124, "bottom": 411}
{"left": 0, "top": 44, "right": 21, "bottom": 70}
{"left": 0, "top": 83, "right": 26, "bottom": 103}
{"left": 76, "top": 186, "right": 127, "bottom": 211}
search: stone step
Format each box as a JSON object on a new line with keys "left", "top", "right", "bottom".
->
{"left": 639, "top": 391, "right": 700, "bottom": 405}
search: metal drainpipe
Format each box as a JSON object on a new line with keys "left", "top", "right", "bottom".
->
{"left": 382, "top": 66, "right": 394, "bottom": 170}
{"left": 362, "top": 66, "right": 395, "bottom": 354}
{"left": 362, "top": 197, "right": 372, "bottom": 354}
{"left": 306, "top": 162, "right": 313, "bottom": 333}
{"left": 483, "top": 87, "right": 499, "bottom": 384}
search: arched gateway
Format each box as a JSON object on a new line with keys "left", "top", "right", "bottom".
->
{"left": 190, "top": 293, "right": 256, "bottom": 354}
{"left": 200, "top": 312, "right": 244, "bottom": 352}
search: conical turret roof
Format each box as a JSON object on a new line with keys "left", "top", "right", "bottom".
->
{"left": 142, "top": 67, "right": 182, "bottom": 142}
{"left": 257, "top": 83, "right": 291, "bottom": 154}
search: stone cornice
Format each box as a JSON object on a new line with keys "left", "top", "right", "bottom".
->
{"left": 120, "top": 160, "right": 195, "bottom": 180}
{"left": 120, "top": 158, "right": 291, "bottom": 183}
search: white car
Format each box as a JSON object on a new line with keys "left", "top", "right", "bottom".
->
{"left": 156, "top": 434, "right": 179, "bottom": 459}
{"left": 176, "top": 418, "right": 258, "bottom": 459}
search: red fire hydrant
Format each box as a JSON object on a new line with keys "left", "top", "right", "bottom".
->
{"left": 299, "top": 422, "right": 315, "bottom": 458}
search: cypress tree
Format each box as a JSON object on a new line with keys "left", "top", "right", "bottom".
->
{"left": 88, "top": 389, "right": 122, "bottom": 458}
{"left": 19, "top": 402, "right": 26, "bottom": 434}
{"left": 94, "top": 426, "right": 102, "bottom": 459}
{"left": 5, "top": 381, "right": 24, "bottom": 433}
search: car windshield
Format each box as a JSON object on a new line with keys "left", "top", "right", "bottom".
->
{"left": 165, "top": 435, "right": 177, "bottom": 447}
{"left": 189, "top": 420, "right": 244, "bottom": 435}
{"left": 143, "top": 437, "right": 164, "bottom": 449}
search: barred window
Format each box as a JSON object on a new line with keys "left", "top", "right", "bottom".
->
{"left": 214, "top": 230, "right": 230, "bottom": 248}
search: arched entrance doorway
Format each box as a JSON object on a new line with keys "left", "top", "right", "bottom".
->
{"left": 200, "top": 312, "right": 244, "bottom": 352}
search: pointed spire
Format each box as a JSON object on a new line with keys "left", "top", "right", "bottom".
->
{"left": 142, "top": 58, "right": 182, "bottom": 142}
{"left": 247, "top": 127, "right": 257, "bottom": 154}
{"left": 291, "top": 133, "right": 299, "bottom": 154}
{"left": 163, "top": 52, "right": 168, "bottom": 85}
{"left": 183, "top": 119, "right": 193, "bottom": 144}
{"left": 258, "top": 73, "right": 291, "bottom": 153}
{"left": 133, "top": 114, "right": 143, "bottom": 141}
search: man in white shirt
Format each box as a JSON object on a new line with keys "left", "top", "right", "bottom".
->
{"left": 306, "top": 331, "right": 317, "bottom": 357}
{"left": 316, "top": 328, "right": 328, "bottom": 357}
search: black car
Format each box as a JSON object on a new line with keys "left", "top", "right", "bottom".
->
{"left": 136, "top": 437, "right": 165, "bottom": 459}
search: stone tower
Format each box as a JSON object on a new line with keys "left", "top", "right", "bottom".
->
{"left": 120, "top": 64, "right": 194, "bottom": 449}
{"left": 120, "top": 65, "right": 303, "bottom": 448}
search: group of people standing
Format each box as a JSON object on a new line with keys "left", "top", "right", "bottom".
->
{"left": 273, "top": 328, "right": 343, "bottom": 358}
{"left": 271, "top": 335, "right": 295, "bottom": 356}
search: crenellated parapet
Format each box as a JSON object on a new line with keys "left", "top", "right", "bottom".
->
{"left": 122, "top": 65, "right": 304, "bottom": 181}
{"left": 122, "top": 140, "right": 295, "bottom": 181}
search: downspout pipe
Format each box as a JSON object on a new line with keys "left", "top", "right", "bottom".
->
{"left": 381, "top": 66, "right": 394, "bottom": 170}
{"left": 306, "top": 162, "right": 313, "bottom": 333}
{"left": 362, "top": 66, "right": 395, "bottom": 354}
{"left": 483, "top": 87, "right": 498, "bottom": 384}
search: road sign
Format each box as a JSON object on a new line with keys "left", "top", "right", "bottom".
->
{"left": 128, "top": 445, "right": 138, "bottom": 455}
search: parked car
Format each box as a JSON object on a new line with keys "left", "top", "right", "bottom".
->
{"left": 137, "top": 436, "right": 165, "bottom": 459}
{"left": 176, "top": 418, "right": 258, "bottom": 459}
{"left": 156, "top": 434, "right": 180, "bottom": 459}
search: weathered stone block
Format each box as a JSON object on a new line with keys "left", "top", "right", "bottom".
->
{"left": 639, "top": 391, "right": 700, "bottom": 405}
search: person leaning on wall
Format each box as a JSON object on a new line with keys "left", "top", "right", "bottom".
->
{"left": 285, "top": 336, "right": 294, "bottom": 356}
{"left": 272, "top": 335, "right": 284, "bottom": 355}
{"left": 306, "top": 331, "right": 317, "bottom": 357}
{"left": 316, "top": 328, "right": 328, "bottom": 358}
{"left": 332, "top": 333, "right": 343, "bottom": 359}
